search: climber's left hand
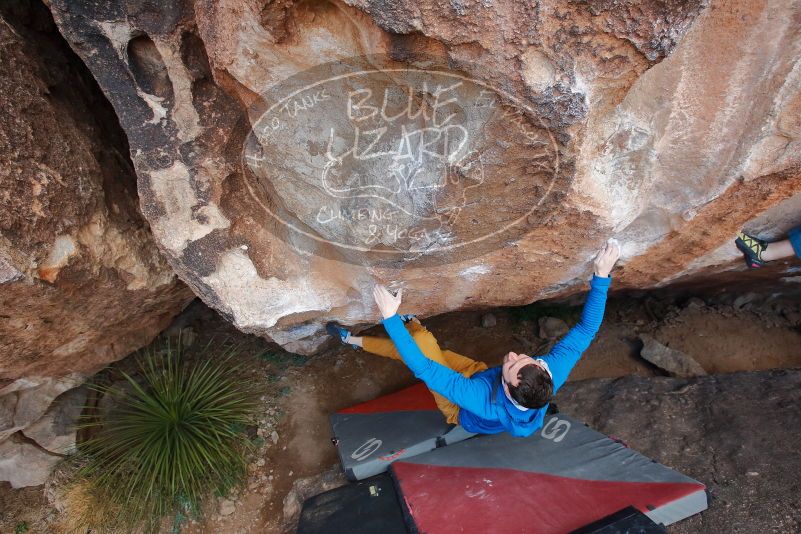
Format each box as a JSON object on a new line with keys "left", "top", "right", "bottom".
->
{"left": 373, "top": 285, "right": 403, "bottom": 319}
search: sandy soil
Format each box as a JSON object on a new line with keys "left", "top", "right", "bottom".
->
{"left": 2, "top": 290, "right": 800, "bottom": 533}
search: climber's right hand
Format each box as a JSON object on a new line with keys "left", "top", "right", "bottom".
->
{"left": 593, "top": 239, "right": 621, "bottom": 278}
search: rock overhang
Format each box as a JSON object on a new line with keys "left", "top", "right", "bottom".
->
{"left": 46, "top": 0, "right": 801, "bottom": 353}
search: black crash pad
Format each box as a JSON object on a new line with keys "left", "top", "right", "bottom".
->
{"left": 297, "top": 473, "right": 407, "bottom": 534}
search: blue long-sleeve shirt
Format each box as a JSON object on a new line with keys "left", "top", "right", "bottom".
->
{"left": 381, "top": 275, "right": 611, "bottom": 436}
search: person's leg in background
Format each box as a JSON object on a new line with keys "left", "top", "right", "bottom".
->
{"left": 736, "top": 227, "right": 801, "bottom": 267}
{"left": 761, "top": 239, "right": 796, "bottom": 261}
{"left": 791, "top": 226, "right": 801, "bottom": 259}
{"left": 766, "top": 226, "right": 801, "bottom": 261}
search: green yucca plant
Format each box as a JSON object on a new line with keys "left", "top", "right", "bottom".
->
{"left": 75, "top": 340, "right": 260, "bottom": 531}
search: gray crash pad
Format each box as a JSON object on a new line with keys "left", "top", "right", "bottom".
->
{"left": 331, "top": 382, "right": 474, "bottom": 480}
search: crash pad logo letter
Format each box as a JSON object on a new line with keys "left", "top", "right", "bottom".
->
{"left": 351, "top": 437, "right": 383, "bottom": 461}
{"left": 541, "top": 417, "right": 571, "bottom": 443}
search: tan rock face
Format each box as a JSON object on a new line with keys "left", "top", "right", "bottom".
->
{"left": 0, "top": 2, "right": 193, "bottom": 485}
{"left": 47, "top": 0, "right": 801, "bottom": 353}
{"left": 0, "top": 433, "right": 62, "bottom": 489}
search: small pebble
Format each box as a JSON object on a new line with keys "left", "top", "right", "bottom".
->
{"left": 218, "top": 499, "right": 236, "bottom": 516}
{"left": 685, "top": 297, "right": 706, "bottom": 309}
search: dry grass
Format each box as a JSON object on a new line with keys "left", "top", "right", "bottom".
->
{"left": 46, "top": 466, "right": 130, "bottom": 534}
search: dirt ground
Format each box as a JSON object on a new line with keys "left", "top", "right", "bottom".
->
{"left": 2, "top": 288, "right": 801, "bottom": 533}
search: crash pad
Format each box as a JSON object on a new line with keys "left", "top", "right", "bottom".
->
{"left": 297, "top": 473, "right": 407, "bottom": 534}
{"left": 390, "top": 414, "right": 707, "bottom": 533}
{"left": 331, "top": 382, "right": 474, "bottom": 480}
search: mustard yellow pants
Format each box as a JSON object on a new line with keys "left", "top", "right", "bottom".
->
{"left": 362, "top": 321, "right": 487, "bottom": 424}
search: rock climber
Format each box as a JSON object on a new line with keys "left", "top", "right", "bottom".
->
{"left": 735, "top": 228, "right": 801, "bottom": 268}
{"left": 327, "top": 240, "right": 621, "bottom": 437}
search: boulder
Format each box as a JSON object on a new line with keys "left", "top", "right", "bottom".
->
{"left": 538, "top": 316, "right": 570, "bottom": 340}
{"left": 480, "top": 313, "right": 497, "bottom": 328}
{"left": 22, "top": 386, "right": 89, "bottom": 454}
{"left": 0, "top": 375, "right": 82, "bottom": 443}
{"left": 43, "top": 0, "right": 801, "bottom": 353}
{"left": 0, "top": 2, "right": 193, "bottom": 486}
{"left": 684, "top": 297, "right": 706, "bottom": 310}
{"left": 639, "top": 334, "right": 707, "bottom": 378}
{"left": 0, "top": 433, "right": 62, "bottom": 489}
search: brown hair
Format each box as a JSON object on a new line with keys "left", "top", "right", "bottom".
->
{"left": 508, "top": 364, "right": 553, "bottom": 409}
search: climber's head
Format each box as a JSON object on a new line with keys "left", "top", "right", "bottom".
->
{"left": 502, "top": 352, "right": 554, "bottom": 409}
